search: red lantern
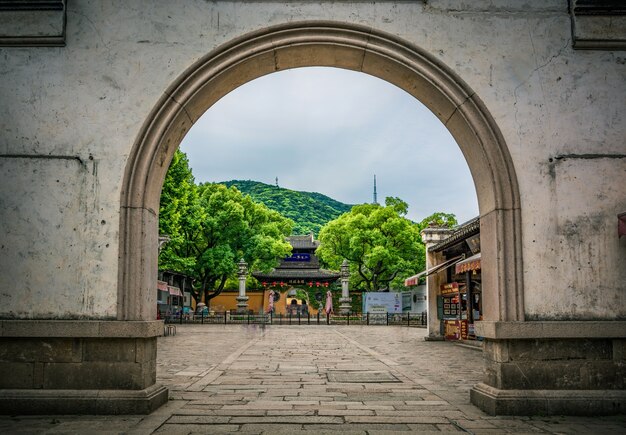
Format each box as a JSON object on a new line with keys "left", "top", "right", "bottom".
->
{"left": 308, "top": 282, "right": 313, "bottom": 287}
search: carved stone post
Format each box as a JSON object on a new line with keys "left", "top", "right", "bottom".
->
{"left": 339, "top": 259, "right": 351, "bottom": 314}
{"left": 236, "top": 258, "right": 249, "bottom": 313}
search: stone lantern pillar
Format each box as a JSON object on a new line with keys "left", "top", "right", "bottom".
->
{"left": 339, "top": 259, "right": 351, "bottom": 314}
{"left": 236, "top": 258, "right": 249, "bottom": 313}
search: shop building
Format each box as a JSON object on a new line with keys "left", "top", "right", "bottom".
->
{"left": 405, "top": 218, "right": 482, "bottom": 341}
{"left": 157, "top": 270, "right": 194, "bottom": 317}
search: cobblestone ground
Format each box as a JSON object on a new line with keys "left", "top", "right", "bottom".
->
{"left": 1, "top": 324, "right": 625, "bottom": 434}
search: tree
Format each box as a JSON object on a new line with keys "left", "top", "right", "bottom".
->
{"left": 158, "top": 150, "right": 293, "bottom": 305}
{"left": 158, "top": 150, "right": 204, "bottom": 277}
{"left": 316, "top": 197, "right": 424, "bottom": 292}
{"left": 192, "top": 183, "right": 293, "bottom": 305}
{"left": 417, "top": 212, "right": 458, "bottom": 231}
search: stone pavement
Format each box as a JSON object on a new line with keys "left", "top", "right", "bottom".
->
{"left": 1, "top": 324, "right": 624, "bottom": 434}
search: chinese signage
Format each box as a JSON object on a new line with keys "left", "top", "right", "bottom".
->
{"left": 284, "top": 253, "right": 311, "bottom": 262}
{"left": 440, "top": 282, "right": 458, "bottom": 295}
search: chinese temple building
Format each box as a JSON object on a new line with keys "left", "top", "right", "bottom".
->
{"left": 252, "top": 234, "right": 341, "bottom": 289}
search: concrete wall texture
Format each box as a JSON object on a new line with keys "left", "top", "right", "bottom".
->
{"left": 1, "top": 1, "right": 625, "bottom": 321}
{"left": 0, "top": 0, "right": 626, "bottom": 413}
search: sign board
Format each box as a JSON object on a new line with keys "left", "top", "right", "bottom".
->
{"left": 401, "top": 292, "right": 412, "bottom": 312}
{"left": 440, "top": 282, "right": 459, "bottom": 295}
{"left": 284, "top": 253, "right": 311, "bottom": 262}
{"left": 444, "top": 320, "right": 460, "bottom": 340}
{"left": 363, "top": 292, "right": 402, "bottom": 314}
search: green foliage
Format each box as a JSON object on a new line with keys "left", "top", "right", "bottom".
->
{"left": 316, "top": 198, "right": 425, "bottom": 292}
{"left": 158, "top": 150, "right": 203, "bottom": 277}
{"left": 159, "top": 151, "right": 293, "bottom": 304}
{"left": 222, "top": 180, "right": 352, "bottom": 236}
{"left": 417, "top": 212, "right": 458, "bottom": 231}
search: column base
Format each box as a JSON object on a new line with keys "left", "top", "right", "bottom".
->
{"left": 236, "top": 296, "right": 249, "bottom": 313}
{"left": 471, "top": 382, "right": 626, "bottom": 416}
{"left": 0, "top": 320, "right": 167, "bottom": 415}
{"left": 0, "top": 383, "right": 168, "bottom": 415}
{"left": 473, "top": 320, "right": 626, "bottom": 416}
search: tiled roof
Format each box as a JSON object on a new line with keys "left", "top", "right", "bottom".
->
{"left": 288, "top": 234, "right": 319, "bottom": 249}
{"left": 429, "top": 217, "right": 480, "bottom": 252}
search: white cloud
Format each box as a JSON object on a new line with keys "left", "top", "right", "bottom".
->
{"left": 181, "top": 67, "right": 478, "bottom": 223}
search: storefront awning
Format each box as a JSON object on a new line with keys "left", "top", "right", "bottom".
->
{"left": 157, "top": 280, "right": 168, "bottom": 292}
{"left": 404, "top": 256, "right": 463, "bottom": 287}
{"left": 455, "top": 253, "right": 481, "bottom": 274}
{"left": 168, "top": 286, "right": 182, "bottom": 296}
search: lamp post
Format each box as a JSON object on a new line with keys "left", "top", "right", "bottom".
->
{"left": 339, "top": 259, "right": 351, "bottom": 314}
{"left": 236, "top": 258, "right": 249, "bottom": 313}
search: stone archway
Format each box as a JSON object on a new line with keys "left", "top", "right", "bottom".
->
{"left": 119, "top": 22, "right": 523, "bottom": 326}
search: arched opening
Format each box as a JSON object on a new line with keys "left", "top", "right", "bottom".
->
{"left": 119, "top": 22, "right": 523, "bottom": 326}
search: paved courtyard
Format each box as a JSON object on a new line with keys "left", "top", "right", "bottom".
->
{"left": 1, "top": 325, "right": 624, "bottom": 434}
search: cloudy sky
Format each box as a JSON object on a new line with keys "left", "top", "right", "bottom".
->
{"left": 180, "top": 67, "right": 478, "bottom": 224}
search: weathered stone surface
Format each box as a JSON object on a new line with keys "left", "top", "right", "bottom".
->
{"left": 43, "top": 361, "right": 153, "bottom": 390}
{"left": 0, "top": 321, "right": 164, "bottom": 338}
{"left": 136, "top": 337, "right": 158, "bottom": 363}
{"left": 0, "top": 384, "right": 168, "bottom": 415}
{"left": 1, "top": 0, "right": 625, "bottom": 417}
{"left": 83, "top": 338, "right": 137, "bottom": 362}
{"left": 0, "top": 338, "right": 81, "bottom": 363}
{"left": 0, "top": 362, "right": 34, "bottom": 388}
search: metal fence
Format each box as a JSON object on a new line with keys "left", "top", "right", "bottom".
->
{"left": 164, "top": 311, "right": 427, "bottom": 327}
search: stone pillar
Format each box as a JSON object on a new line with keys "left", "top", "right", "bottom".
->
{"left": 0, "top": 320, "right": 168, "bottom": 414}
{"left": 420, "top": 227, "right": 453, "bottom": 340}
{"left": 471, "top": 321, "right": 626, "bottom": 415}
{"left": 339, "top": 259, "right": 351, "bottom": 314}
{"left": 236, "top": 258, "right": 249, "bottom": 313}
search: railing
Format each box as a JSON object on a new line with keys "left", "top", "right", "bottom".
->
{"left": 163, "top": 311, "right": 427, "bottom": 327}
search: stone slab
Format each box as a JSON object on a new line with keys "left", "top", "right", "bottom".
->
{"left": 476, "top": 321, "right": 626, "bottom": 339}
{"left": 0, "top": 384, "right": 168, "bottom": 415}
{"left": 0, "top": 320, "right": 164, "bottom": 338}
{"left": 470, "top": 382, "right": 626, "bottom": 416}
{"left": 327, "top": 370, "right": 401, "bottom": 383}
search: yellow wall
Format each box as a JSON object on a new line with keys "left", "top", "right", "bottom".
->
{"left": 208, "top": 289, "right": 321, "bottom": 315}
{"left": 209, "top": 291, "right": 265, "bottom": 313}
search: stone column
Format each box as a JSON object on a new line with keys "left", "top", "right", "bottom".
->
{"left": 339, "top": 259, "right": 351, "bottom": 314}
{"left": 236, "top": 258, "right": 249, "bottom": 313}
{"left": 420, "top": 226, "right": 453, "bottom": 340}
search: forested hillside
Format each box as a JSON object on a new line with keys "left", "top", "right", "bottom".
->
{"left": 219, "top": 180, "right": 352, "bottom": 235}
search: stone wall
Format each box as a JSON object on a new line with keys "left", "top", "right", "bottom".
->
{"left": 0, "top": 320, "right": 167, "bottom": 414}
{"left": 1, "top": 0, "right": 624, "bottom": 322}
{"left": 0, "top": 0, "right": 625, "bottom": 416}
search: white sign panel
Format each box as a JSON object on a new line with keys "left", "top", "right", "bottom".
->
{"left": 363, "top": 292, "right": 402, "bottom": 314}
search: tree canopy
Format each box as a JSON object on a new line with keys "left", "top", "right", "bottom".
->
{"left": 159, "top": 150, "right": 293, "bottom": 304}
{"left": 316, "top": 197, "right": 425, "bottom": 292}
{"left": 416, "top": 212, "right": 458, "bottom": 231}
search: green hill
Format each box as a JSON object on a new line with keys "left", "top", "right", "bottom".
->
{"left": 218, "top": 180, "right": 352, "bottom": 236}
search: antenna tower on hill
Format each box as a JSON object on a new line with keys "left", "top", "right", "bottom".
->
{"left": 373, "top": 174, "right": 378, "bottom": 204}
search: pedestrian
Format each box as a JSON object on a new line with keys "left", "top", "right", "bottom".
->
{"left": 325, "top": 290, "right": 333, "bottom": 315}
{"left": 267, "top": 289, "right": 275, "bottom": 314}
